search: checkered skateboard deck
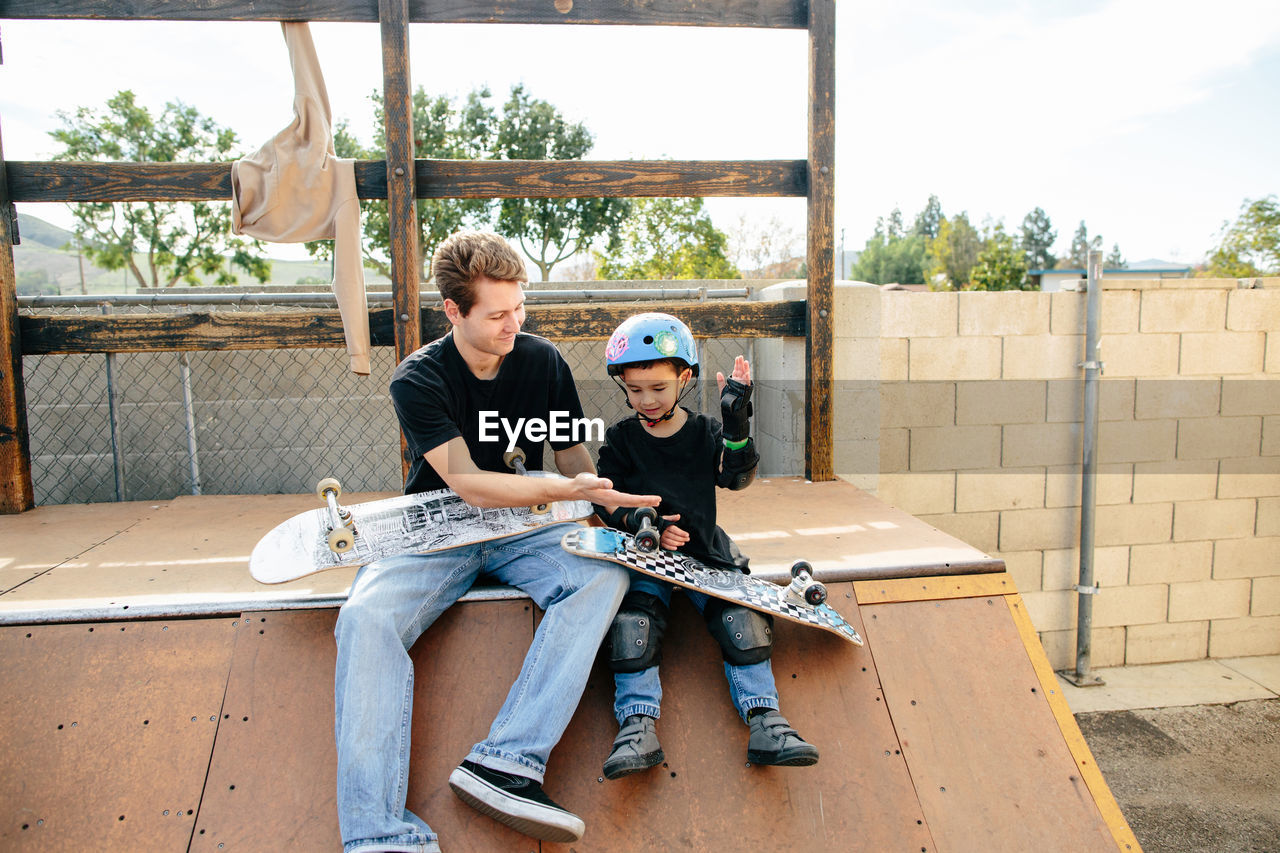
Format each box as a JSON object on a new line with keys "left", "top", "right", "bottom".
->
{"left": 562, "top": 527, "right": 863, "bottom": 646}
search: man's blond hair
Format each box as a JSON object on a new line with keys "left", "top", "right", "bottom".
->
{"left": 431, "top": 231, "right": 527, "bottom": 316}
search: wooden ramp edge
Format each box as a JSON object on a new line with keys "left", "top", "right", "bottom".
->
{"left": 0, "top": 571, "right": 1140, "bottom": 852}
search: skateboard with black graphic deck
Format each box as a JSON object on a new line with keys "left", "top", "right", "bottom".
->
{"left": 250, "top": 449, "right": 592, "bottom": 584}
{"left": 561, "top": 515, "right": 863, "bottom": 646}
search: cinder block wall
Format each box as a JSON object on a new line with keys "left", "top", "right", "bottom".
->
{"left": 806, "top": 278, "right": 1280, "bottom": 670}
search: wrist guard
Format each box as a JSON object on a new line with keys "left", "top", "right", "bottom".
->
{"left": 598, "top": 505, "right": 664, "bottom": 534}
{"left": 717, "top": 439, "right": 759, "bottom": 491}
{"left": 720, "top": 377, "right": 753, "bottom": 442}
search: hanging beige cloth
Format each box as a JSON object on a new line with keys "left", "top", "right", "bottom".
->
{"left": 232, "top": 22, "right": 369, "bottom": 375}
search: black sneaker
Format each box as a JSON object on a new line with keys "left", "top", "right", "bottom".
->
{"left": 448, "top": 760, "right": 585, "bottom": 843}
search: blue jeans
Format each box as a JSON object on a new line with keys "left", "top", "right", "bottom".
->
{"left": 613, "top": 575, "right": 780, "bottom": 726}
{"left": 333, "top": 522, "right": 628, "bottom": 853}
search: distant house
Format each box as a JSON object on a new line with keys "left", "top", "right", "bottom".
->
{"left": 1029, "top": 259, "right": 1192, "bottom": 292}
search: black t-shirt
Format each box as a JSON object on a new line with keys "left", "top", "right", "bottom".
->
{"left": 595, "top": 410, "right": 740, "bottom": 570}
{"left": 390, "top": 332, "right": 585, "bottom": 494}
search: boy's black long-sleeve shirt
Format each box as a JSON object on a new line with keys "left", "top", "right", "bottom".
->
{"left": 595, "top": 409, "right": 741, "bottom": 571}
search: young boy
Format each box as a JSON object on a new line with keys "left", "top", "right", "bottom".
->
{"left": 593, "top": 312, "right": 819, "bottom": 779}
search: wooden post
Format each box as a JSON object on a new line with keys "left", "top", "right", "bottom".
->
{"left": 0, "top": 121, "right": 37, "bottom": 512}
{"left": 806, "top": 0, "right": 836, "bottom": 482}
{"left": 379, "top": 0, "right": 422, "bottom": 482}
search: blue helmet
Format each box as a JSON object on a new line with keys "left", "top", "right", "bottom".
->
{"left": 604, "top": 313, "right": 700, "bottom": 377}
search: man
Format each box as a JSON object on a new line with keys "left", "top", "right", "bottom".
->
{"left": 334, "top": 231, "right": 658, "bottom": 852}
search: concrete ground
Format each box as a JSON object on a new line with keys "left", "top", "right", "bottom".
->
{"left": 1059, "top": 655, "right": 1280, "bottom": 853}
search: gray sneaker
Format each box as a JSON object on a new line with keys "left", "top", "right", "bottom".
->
{"left": 602, "top": 714, "right": 664, "bottom": 780}
{"left": 747, "top": 710, "right": 820, "bottom": 766}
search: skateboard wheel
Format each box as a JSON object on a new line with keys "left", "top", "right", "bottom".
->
{"left": 804, "top": 582, "right": 828, "bottom": 606}
{"left": 502, "top": 448, "right": 527, "bottom": 469}
{"left": 635, "top": 527, "right": 660, "bottom": 554}
{"left": 316, "top": 477, "right": 342, "bottom": 502}
{"left": 790, "top": 559, "right": 814, "bottom": 579}
{"left": 327, "top": 527, "right": 355, "bottom": 554}
{"left": 531, "top": 502, "right": 550, "bottom": 514}
{"left": 634, "top": 506, "right": 658, "bottom": 526}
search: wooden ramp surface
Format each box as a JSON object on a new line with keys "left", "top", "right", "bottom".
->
{"left": 0, "top": 482, "right": 1137, "bottom": 851}
{"left": 0, "top": 478, "right": 1001, "bottom": 623}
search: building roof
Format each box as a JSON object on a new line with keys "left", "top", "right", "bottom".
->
{"left": 1029, "top": 266, "right": 1192, "bottom": 275}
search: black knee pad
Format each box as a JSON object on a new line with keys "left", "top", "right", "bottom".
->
{"left": 609, "top": 591, "right": 669, "bottom": 673}
{"left": 704, "top": 599, "right": 773, "bottom": 666}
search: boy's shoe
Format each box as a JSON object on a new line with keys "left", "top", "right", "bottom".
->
{"left": 746, "top": 710, "right": 820, "bottom": 766}
{"left": 448, "top": 760, "right": 585, "bottom": 843}
{"left": 603, "top": 714, "right": 664, "bottom": 780}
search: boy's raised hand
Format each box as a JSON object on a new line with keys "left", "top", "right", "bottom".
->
{"left": 716, "top": 355, "right": 752, "bottom": 396}
{"left": 659, "top": 514, "right": 690, "bottom": 550}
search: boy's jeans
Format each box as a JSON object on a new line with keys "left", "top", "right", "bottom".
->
{"left": 612, "top": 575, "right": 780, "bottom": 726}
{"left": 333, "top": 522, "right": 628, "bottom": 853}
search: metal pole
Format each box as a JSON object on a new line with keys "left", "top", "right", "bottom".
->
{"left": 179, "top": 352, "right": 202, "bottom": 495}
{"left": 840, "top": 227, "right": 846, "bottom": 280}
{"left": 101, "top": 304, "right": 126, "bottom": 502}
{"left": 1064, "top": 250, "right": 1104, "bottom": 687}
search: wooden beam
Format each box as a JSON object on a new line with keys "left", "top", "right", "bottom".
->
{"left": 0, "top": 122, "right": 37, "bottom": 513}
{"left": 0, "top": 0, "right": 807, "bottom": 28}
{"left": 525, "top": 300, "right": 808, "bottom": 341}
{"left": 18, "top": 302, "right": 807, "bottom": 355}
{"left": 5, "top": 159, "right": 807, "bottom": 202}
{"left": 404, "top": 159, "right": 807, "bottom": 199}
{"left": 4, "top": 162, "right": 231, "bottom": 202}
{"left": 379, "top": 0, "right": 421, "bottom": 483}
{"left": 804, "top": 0, "right": 835, "bottom": 482}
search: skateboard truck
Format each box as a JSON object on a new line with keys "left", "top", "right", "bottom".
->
{"left": 316, "top": 477, "right": 357, "bottom": 554}
{"left": 503, "top": 448, "right": 551, "bottom": 515}
{"left": 632, "top": 507, "right": 661, "bottom": 554}
{"left": 786, "top": 560, "right": 828, "bottom": 606}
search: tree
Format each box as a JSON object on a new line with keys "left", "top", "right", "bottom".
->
{"left": 912, "top": 194, "right": 944, "bottom": 240}
{"left": 50, "top": 90, "right": 270, "bottom": 288}
{"left": 881, "top": 207, "right": 906, "bottom": 241}
{"left": 594, "top": 198, "right": 739, "bottom": 280}
{"left": 17, "top": 269, "right": 57, "bottom": 296}
{"left": 850, "top": 225, "right": 927, "bottom": 285}
{"left": 493, "top": 85, "right": 631, "bottom": 281}
{"left": 1019, "top": 207, "right": 1056, "bottom": 271}
{"left": 322, "top": 87, "right": 497, "bottom": 280}
{"left": 1065, "top": 220, "right": 1103, "bottom": 268}
{"left": 728, "top": 214, "right": 801, "bottom": 277}
{"left": 1105, "top": 243, "right": 1125, "bottom": 268}
{"left": 846, "top": 201, "right": 937, "bottom": 285}
{"left": 971, "top": 224, "right": 1031, "bottom": 291}
{"left": 1205, "top": 196, "right": 1280, "bottom": 276}
{"left": 926, "top": 212, "right": 981, "bottom": 289}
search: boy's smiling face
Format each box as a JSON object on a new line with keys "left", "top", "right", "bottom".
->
{"left": 620, "top": 361, "right": 693, "bottom": 427}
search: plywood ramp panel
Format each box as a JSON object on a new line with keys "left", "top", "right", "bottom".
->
{"left": 0, "top": 495, "right": 368, "bottom": 612}
{"left": 192, "top": 602, "right": 536, "bottom": 852}
{"left": 861, "top": 596, "right": 1118, "bottom": 852}
{"left": 0, "top": 618, "right": 237, "bottom": 851}
{"left": 0, "top": 501, "right": 164, "bottom": 593}
{"left": 550, "top": 583, "right": 935, "bottom": 851}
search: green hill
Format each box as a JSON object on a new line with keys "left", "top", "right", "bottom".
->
{"left": 16, "top": 213, "right": 77, "bottom": 250}
{"left": 11, "top": 212, "right": 389, "bottom": 295}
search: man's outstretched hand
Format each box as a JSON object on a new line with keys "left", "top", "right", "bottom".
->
{"left": 569, "top": 473, "right": 660, "bottom": 509}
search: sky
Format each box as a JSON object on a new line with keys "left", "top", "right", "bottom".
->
{"left": 2, "top": 0, "right": 1279, "bottom": 268}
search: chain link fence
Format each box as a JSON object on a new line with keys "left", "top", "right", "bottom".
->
{"left": 19, "top": 298, "right": 753, "bottom": 505}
